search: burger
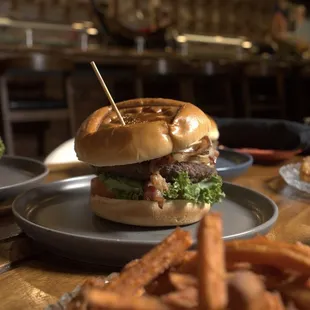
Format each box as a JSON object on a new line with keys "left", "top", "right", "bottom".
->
{"left": 74, "top": 98, "right": 225, "bottom": 227}
{"left": 206, "top": 114, "right": 219, "bottom": 148}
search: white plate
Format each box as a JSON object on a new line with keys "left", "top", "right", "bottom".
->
{"left": 44, "top": 139, "right": 79, "bottom": 165}
{"left": 279, "top": 163, "right": 310, "bottom": 194}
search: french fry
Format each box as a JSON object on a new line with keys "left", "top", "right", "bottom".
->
{"left": 264, "top": 292, "right": 286, "bottom": 310}
{"left": 227, "top": 271, "right": 267, "bottom": 310}
{"left": 175, "top": 251, "right": 198, "bottom": 275}
{"left": 83, "top": 273, "right": 120, "bottom": 288}
{"left": 105, "top": 228, "right": 192, "bottom": 296}
{"left": 285, "top": 301, "right": 300, "bottom": 310}
{"left": 145, "top": 252, "right": 199, "bottom": 296}
{"left": 123, "top": 259, "right": 140, "bottom": 271}
{"left": 145, "top": 252, "right": 200, "bottom": 296}
{"left": 261, "top": 273, "right": 296, "bottom": 291}
{"left": 198, "top": 213, "right": 227, "bottom": 310}
{"left": 226, "top": 242, "right": 310, "bottom": 274}
{"left": 65, "top": 212, "right": 310, "bottom": 310}
{"left": 227, "top": 238, "right": 310, "bottom": 259}
{"left": 226, "top": 262, "right": 252, "bottom": 271}
{"left": 83, "top": 277, "right": 108, "bottom": 289}
{"left": 169, "top": 273, "right": 198, "bottom": 291}
{"left": 279, "top": 283, "right": 310, "bottom": 310}
{"left": 161, "top": 287, "right": 198, "bottom": 309}
{"left": 226, "top": 263, "right": 288, "bottom": 290}
{"left": 84, "top": 289, "right": 169, "bottom": 310}
{"left": 296, "top": 241, "right": 310, "bottom": 256}
{"left": 145, "top": 270, "right": 175, "bottom": 296}
{"left": 173, "top": 250, "right": 198, "bottom": 269}
{"left": 252, "top": 235, "right": 270, "bottom": 242}
{"left": 247, "top": 266, "right": 293, "bottom": 291}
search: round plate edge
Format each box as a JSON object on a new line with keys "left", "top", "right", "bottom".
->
{"left": 12, "top": 175, "right": 279, "bottom": 245}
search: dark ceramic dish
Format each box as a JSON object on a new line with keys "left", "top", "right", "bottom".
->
{"left": 13, "top": 175, "right": 278, "bottom": 267}
{"left": 0, "top": 155, "right": 48, "bottom": 201}
{"left": 216, "top": 149, "right": 253, "bottom": 180}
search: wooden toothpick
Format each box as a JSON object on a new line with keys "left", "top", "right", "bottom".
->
{"left": 90, "top": 61, "right": 126, "bottom": 126}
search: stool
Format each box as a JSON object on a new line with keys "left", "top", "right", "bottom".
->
{"left": 0, "top": 52, "right": 75, "bottom": 156}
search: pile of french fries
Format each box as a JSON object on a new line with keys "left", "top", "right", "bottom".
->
{"left": 67, "top": 213, "right": 310, "bottom": 310}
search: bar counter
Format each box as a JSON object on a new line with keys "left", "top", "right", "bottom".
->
{"left": 0, "top": 44, "right": 302, "bottom": 64}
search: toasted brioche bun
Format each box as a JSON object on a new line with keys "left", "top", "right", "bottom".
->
{"left": 90, "top": 194, "right": 210, "bottom": 226}
{"left": 75, "top": 98, "right": 211, "bottom": 166}
{"left": 205, "top": 114, "right": 219, "bottom": 142}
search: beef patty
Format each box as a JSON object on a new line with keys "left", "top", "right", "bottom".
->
{"left": 94, "top": 161, "right": 215, "bottom": 183}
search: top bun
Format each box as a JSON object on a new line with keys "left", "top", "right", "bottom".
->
{"left": 75, "top": 98, "right": 211, "bottom": 166}
{"left": 205, "top": 114, "right": 219, "bottom": 142}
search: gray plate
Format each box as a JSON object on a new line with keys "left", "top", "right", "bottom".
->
{"left": 12, "top": 175, "right": 278, "bottom": 267}
{"left": 216, "top": 149, "right": 253, "bottom": 180}
{"left": 0, "top": 155, "right": 48, "bottom": 201}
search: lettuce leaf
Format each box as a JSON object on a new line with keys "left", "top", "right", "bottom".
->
{"left": 98, "top": 171, "right": 225, "bottom": 205}
{"left": 0, "top": 137, "right": 5, "bottom": 159}
{"left": 164, "top": 172, "right": 225, "bottom": 205}
{"left": 99, "top": 173, "right": 144, "bottom": 200}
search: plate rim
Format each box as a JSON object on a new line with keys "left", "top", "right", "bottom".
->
{"left": 234, "top": 148, "right": 302, "bottom": 161}
{"left": 12, "top": 175, "right": 278, "bottom": 244}
{"left": 217, "top": 149, "right": 253, "bottom": 173}
{"left": 0, "top": 155, "right": 49, "bottom": 192}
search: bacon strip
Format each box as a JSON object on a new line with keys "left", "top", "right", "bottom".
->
{"left": 150, "top": 173, "right": 169, "bottom": 193}
{"left": 143, "top": 183, "right": 165, "bottom": 208}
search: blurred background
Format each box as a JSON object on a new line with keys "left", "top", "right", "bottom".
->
{"left": 0, "top": 0, "right": 310, "bottom": 159}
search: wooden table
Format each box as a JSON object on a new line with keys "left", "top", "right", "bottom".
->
{"left": 0, "top": 159, "right": 309, "bottom": 310}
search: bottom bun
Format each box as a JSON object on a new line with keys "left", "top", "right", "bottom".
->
{"left": 90, "top": 195, "right": 211, "bottom": 227}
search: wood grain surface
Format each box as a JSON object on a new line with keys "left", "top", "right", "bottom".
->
{"left": 0, "top": 159, "right": 309, "bottom": 310}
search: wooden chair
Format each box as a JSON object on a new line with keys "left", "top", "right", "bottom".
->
{"left": 291, "top": 61, "right": 310, "bottom": 122}
{"left": 240, "top": 60, "right": 289, "bottom": 119}
{"left": 0, "top": 52, "right": 76, "bottom": 156}
{"left": 190, "top": 60, "right": 236, "bottom": 117}
{"left": 135, "top": 58, "right": 193, "bottom": 101}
